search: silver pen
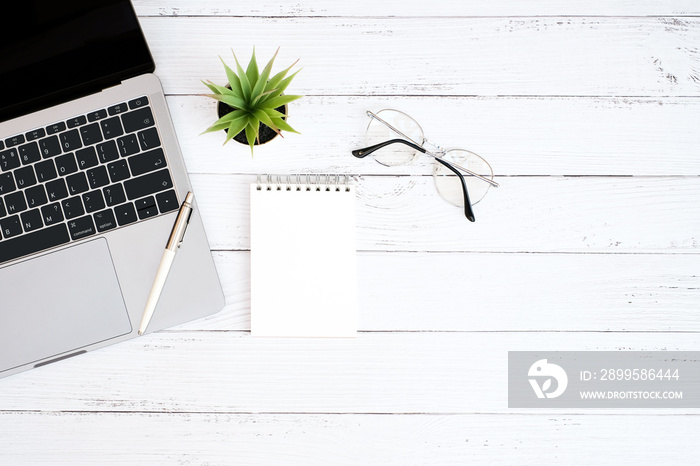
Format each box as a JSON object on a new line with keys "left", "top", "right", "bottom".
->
{"left": 138, "top": 192, "right": 194, "bottom": 335}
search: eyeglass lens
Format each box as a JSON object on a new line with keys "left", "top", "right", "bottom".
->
{"left": 365, "top": 109, "right": 495, "bottom": 208}
{"left": 365, "top": 110, "right": 424, "bottom": 166}
{"left": 433, "top": 149, "right": 494, "bottom": 207}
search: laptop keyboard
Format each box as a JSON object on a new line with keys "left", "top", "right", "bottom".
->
{"left": 0, "top": 96, "right": 180, "bottom": 265}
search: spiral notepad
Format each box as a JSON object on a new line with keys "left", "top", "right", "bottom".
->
{"left": 250, "top": 175, "right": 357, "bottom": 337}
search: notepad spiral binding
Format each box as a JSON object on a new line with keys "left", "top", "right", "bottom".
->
{"left": 256, "top": 174, "right": 352, "bottom": 192}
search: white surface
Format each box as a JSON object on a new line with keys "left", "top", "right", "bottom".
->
{"left": 0, "top": 1, "right": 699, "bottom": 464}
{"left": 250, "top": 183, "right": 357, "bottom": 337}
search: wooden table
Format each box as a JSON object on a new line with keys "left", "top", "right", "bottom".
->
{"left": 2, "top": 1, "right": 699, "bottom": 463}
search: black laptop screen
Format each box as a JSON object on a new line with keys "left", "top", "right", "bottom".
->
{"left": 0, "top": 0, "right": 154, "bottom": 121}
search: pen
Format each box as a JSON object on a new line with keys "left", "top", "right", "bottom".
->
{"left": 138, "top": 192, "right": 194, "bottom": 335}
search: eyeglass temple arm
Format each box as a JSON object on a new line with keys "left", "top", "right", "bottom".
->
{"left": 352, "top": 139, "right": 426, "bottom": 159}
{"left": 434, "top": 157, "right": 475, "bottom": 222}
{"left": 352, "top": 140, "right": 475, "bottom": 222}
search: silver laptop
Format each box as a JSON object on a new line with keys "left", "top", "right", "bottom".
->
{"left": 0, "top": 0, "right": 225, "bottom": 379}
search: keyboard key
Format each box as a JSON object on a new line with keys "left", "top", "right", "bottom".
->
{"left": 87, "top": 109, "right": 108, "bottom": 122}
{"left": 80, "top": 122, "right": 103, "bottom": 146}
{"left": 107, "top": 159, "right": 130, "bottom": 183}
{"left": 14, "top": 166, "right": 37, "bottom": 189}
{"left": 0, "top": 198, "right": 5, "bottom": 218}
{"left": 0, "top": 223, "right": 70, "bottom": 264}
{"left": 19, "top": 142, "right": 41, "bottom": 165}
{"left": 1, "top": 215, "right": 23, "bottom": 239}
{"left": 26, "top": 185, "right": 48, "bottom": 208}
{"left": 68, "top": 215, "right": 96, "bottom": 240}
{"left": 122, "top": 106, "right": 155, "bottom": 134}
{"left": 60, "top": 129, "right": 82, "bottom": 152}
{"left": 39, "top": 135, "right": 62, "bottom": 158}
{"left": 66, "top": 115, "right": 87, "bottom": 128}
{"left": 114, "top": 202, "right": 137, "bottom": 226}
{"left": 137, "top": 204, "right": 159, "bottom": 220}
{"left": 41, "top": 202, "right": 64, "bottom": 225}
{"left": 46, "top": 179, "right": 69, "bottom": 202}
{"left": 46, "top": 122, "right": 67, "bottom": 135}
{"left": 134, "top": 196, "right": 156, "bottom": 210}
{"left": 0, "top": 148, "right": 20, "bottom": 171}
{"left": 100, "top": 116, "right": 124, "bottom": 139}
{"left": 66, "top": 172, "right": 89, "bottom": 195}
{"left": 0, "top": 141, "right": 4, "bottom": 150}
{"left": 5, "top": 191, "right": 27, "bottom": 215}
{"left": 117, "top": 134, "right": 139, "bottom": 157}
{"left": 25, "top": 128, "right": 46, "bottom": 141}
{"left": 128, "top": 148, "right": 167, "bottom": 177}
{"left": 103, "top": 184, "right": 126, "bottom": 206}
{"left": 108, "top": 103, "right": 129, "bottom": 115}
{"left": 138, "top": 127, "right": 161, "bottom": 150}
{"left": 0, "top": 173, "right": 17, "bottom": 195}
{"left": 156, "top": 190, "right": 179, "bottom": 213}
{"left": 87, "top": 166, "right": 110, "bottom": 189}
{"left": 124, "top": 168, "right": 173, "bottom": 200}
{"left": 96, "top": 140, "right": 120, "bottom": 163}
{"left": 82, "top": 190, "right": 106, "bottom": 213}
{"left": 75, "top": 146, "right": 98, "bottom": 170}
{"left": 55, "top": 153, "right": 78, "bottom": 176}
{"left": 5, "top": 135, "right": 25, "bottom": 147}
{"left": 61, "top": 196, "right": 84, "bottom": 219}
{"left": 35, "top": 160, "right": 58, "bottom": 183}
{"left": 20, "top": 209, "right": 43, "bottom": 232}
{"left": 128, "top": 96, "right": 149, "bottom": 109}
{"left": 94, "top": 209, "right": 117, "bottom": 232}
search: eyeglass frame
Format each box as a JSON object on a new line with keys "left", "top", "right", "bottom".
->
{"left": 351, "top": 110, "right": 499, "bottom": 222}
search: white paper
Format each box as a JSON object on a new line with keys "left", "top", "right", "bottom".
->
{"left": 250, "top": 182, "right": 357, "bottom": 337}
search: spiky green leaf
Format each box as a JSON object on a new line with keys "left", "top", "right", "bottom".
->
{"left": 264, "top": 59, "right": 299, "bottom": 94}
{"left": 232, "top": 50, "right": 252, "bottom": 101}
{"left": 223, "top": 116, "right": 249, "bottom": 145}
{"left": 202, "top": 80, "right": 222, "bottom": 95}
{"left": 250, "top": 88, "right": 279, "bottom": 107}
{"left": 262, "top": 107, "right": 286, "bottom": 119}
{"left": 251, "top": 48, "right": 278, "bottom": 100}
{"left": 262, "top": 94, "right": 303, "bottom": 110}
{"left": 252, "top": 109, "right": 280, "bottom": 135}
{"left": 218, "top": 57, "right": 243, "bottom": 96}
{"left": 270, "top": 117, "right": 299, "bottom": 134}
{"left": 245, "top": 47, "right": 259, "bottom": 89}
{"left": 205, "top": 93, "right": 247, "bottom": 111}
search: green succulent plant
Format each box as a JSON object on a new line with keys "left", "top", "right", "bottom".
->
{"left": 202, "top": 48, "right": 302, "bottom": 153}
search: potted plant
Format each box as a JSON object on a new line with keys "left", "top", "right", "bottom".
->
{"left": 202, "top": 48, "right": 302, "bottom": 153}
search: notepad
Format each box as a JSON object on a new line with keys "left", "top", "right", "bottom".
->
{"left": 250, "top": 175, "right": 357, "bottom": 337}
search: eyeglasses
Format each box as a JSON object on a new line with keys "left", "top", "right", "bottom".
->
{"left": 352, "top": 110, "right": 499, "bottom": 221}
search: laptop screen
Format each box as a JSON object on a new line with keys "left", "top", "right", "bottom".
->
{"left": 0, "top": 0, "right": 154, "bottom": 121}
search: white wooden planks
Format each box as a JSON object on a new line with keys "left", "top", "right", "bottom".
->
{"left": 0, "top": 332, "right": 698, "bottom": 413}
{"left": 132, "top": 0, "right": 700, "bottom": 17}
{"left": 1, "top": 412, "right": 698, "bottom": 465}
{"left": 139, "top": 17, "right": 700, "bottom": 97}
{"left": 170, "top": 95, "right": 700, "bottom": 176}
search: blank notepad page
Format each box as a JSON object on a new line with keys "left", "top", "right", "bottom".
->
{"left": 250, "top": 179, "right": 357, "bottom": 337}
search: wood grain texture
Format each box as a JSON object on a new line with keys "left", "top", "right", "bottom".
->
{"left": 1, "top": 412, "right": 698, "bottom": 465}
{"left": 2, "top": 3, "right": 699, "bottom": 464}
{"left": 132, "top": 0, "right": 700, "bottom": 17}
{"left": 186, "top": 251, "right": 700, "bottom": 332}
{"left": 189, "top": 174, "right": 700, "bottom": 253}
{"left": 139, "top": 17, "right": 700, "bottom": 96}
{"left": 0, "top": 332, "right": 698, "bottom": 414}
{"left": 170, "top": 95, "right": 700, "bottom": 176}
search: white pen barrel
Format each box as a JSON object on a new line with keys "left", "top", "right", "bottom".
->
{"left": 138, "top": 249, "right": 176, "bottom": 334}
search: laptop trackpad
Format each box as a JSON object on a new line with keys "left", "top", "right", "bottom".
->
{"left": 0, "top": 238, "right": 132, "bottom": 373}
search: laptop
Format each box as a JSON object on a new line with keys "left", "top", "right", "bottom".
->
{"left": 0, "top": 0, "right": 225, "bottom": 379}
